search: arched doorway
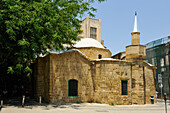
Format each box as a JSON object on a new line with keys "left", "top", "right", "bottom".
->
{"left": 68, "top": 79, "right": 78, "bottom": 97}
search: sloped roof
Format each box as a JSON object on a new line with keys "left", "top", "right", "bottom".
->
{"left": 56, "top": 49, "right": 91, "bottom": 61}
{"left": 56, "top": 49, "right": 130, "bottom": 63}
{"left": 143, "top": 61, "right": 157, "bottom": 69}
{"left": 74, "top": 38, "right": 104, "bottom": 49}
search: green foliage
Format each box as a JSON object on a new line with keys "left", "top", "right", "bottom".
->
{"left": 0, "top": 0, "right": 105, "bottom": 73}
{"left": 24, "top": 66, "right": 32, "bottom": 73}
{"left": 0, "top": 0, "right": 106, "bottom": 95}
{"left": 7, "top": 66, "right": 14, "bottom": 74}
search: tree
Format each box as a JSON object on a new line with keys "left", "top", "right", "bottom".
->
{"left": 0, "top": 0, "right": 106, "bottom": 96}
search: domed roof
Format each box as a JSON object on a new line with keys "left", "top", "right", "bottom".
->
{"left": 74, "top": 38, "right": 104, "bottom": 49}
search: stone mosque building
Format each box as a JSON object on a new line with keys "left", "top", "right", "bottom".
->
{"left": 33, "top": 14, "right": 157, "bottom": 105}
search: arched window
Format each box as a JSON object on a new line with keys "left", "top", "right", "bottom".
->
{"left": 68, "top": 79, "right": 78, "bottom": 97}
{"left": 98, "top": 54, "right": 102, "bottom": 59}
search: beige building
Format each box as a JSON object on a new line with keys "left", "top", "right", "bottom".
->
{"left": 78, "top": 16, "right": 102, "bottom": 43}
{"left": 61, "top": 16, "right": 102, "bottom": 51}
{"left": 33, "top": 13, "right": 157, "bottom": 105}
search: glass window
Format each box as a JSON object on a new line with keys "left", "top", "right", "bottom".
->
{"left": 68, "top": 79, "right": 78, "bottom": 97}
{"left": 121, "top": 80, "right": 128, "bottom": 95}
{"left": 152, "top": 58, "right": 155, "bottom": 65}
{"left": 90, "top": 27, "right": 97, "bottom": 39}
{"left": 160, "top": 58, "right": 164, "bottom": 67}
{"left": 165, "top": 55, "right": 169, "bottom": 65}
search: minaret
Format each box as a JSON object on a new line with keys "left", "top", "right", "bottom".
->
{"left": 126, "top": 12, "right": 146, "bottom": 61}
{"left": 131, "top": 12, "right": 140, "bottom": 45}
{"left": 126, "top": 12, "right": 147, "bottom": 105}
{"left": 133, "top": 12, "right": 138, "bottom": 32}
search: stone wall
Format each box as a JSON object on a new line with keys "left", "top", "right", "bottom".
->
{"left": 34, "top": 56, "right": 50, "bottom": 102}
{"left": 78, "top": 16, "right": 101, "bottom": 42}
{"left": 93, "top": 60, "right": 132, "bottom": 105}
{"left": 48, "top": 51, "right": 94, "bottom": 103}
{"left": 131, "top": 63, "right": 145, "bottom": 104}
{"left": 131, "top": 61, "right": 156, "bottom": 104}
{"left": 126, "top": 45, "right": 146, "bottom": 61}
{"left": 34, "top": 50, "right": 156, "bottom": 105}
{"left": 77, "top": 47, "right": 111, "bottom": 60}
{"left": 144, "top": 63, "right": 157, "bottom": 104}
{"left": 131, "top": 32, "right": 140, "bottom": 45}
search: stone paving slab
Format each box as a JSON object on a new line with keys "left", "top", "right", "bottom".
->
{"left": 1, "top": 102, "right": 170, "bottom": 113}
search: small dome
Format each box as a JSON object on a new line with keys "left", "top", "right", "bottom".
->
{"left": 74, "top": 38, "right": 104, "bottom": 49}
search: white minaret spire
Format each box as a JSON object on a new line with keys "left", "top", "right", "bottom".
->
{"left": 133, "top": 11, "right": 138, "bottom": 32}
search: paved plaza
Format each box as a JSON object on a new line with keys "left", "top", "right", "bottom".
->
{"left": 1, "top": 100, "right": 170, "bottom": 113}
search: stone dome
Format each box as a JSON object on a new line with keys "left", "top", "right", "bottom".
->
{"left": 74, "top": 38, "right": 104, "bottom": 49}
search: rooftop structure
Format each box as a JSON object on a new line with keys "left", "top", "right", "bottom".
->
{"left": 74, "top": 38, "right": 104, "bottom": 49}
{"left": 146, "top": 36, "right": 170, "bottom": 49}
{"left": 78, "top": 16, "right": 101, "bottom": 43}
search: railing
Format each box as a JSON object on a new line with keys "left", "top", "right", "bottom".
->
{"left": 146, "top": 36, "right": 170, "bottom": 49}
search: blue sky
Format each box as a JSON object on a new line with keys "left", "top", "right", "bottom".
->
{"left": 83, "top": 0, "right": 170, "bottom": 55}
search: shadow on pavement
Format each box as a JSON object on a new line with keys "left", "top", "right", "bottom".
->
{"left": 2, "top": 98, "right": 82, "bottom": 110}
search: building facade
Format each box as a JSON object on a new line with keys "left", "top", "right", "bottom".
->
{"left": 78, "top": 16, "right": 102, "bottom": 43}
{"left": 145, "top": 37, "right": 170, "bottom": 97}
{"left": 33, "top": 14, "right": 157, "bottom": 105}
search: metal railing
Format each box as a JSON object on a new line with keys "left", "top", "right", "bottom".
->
{"left": 146, "top": 36, "right": 170, "bottom": 49}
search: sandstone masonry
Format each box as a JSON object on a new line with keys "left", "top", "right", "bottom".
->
{"left": 33, "top": 14, "right": 156, "bottom": 105}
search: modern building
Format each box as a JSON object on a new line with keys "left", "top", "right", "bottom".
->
{"left": 33, "top": 13, "right": 156, "bottom": 105}
{"left": 145, "top": 37, "right": 170, "bottom": 98}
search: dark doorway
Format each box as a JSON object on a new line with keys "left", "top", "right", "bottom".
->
{"left": 68, "top": 79, "right": 78, "bottom": 97}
